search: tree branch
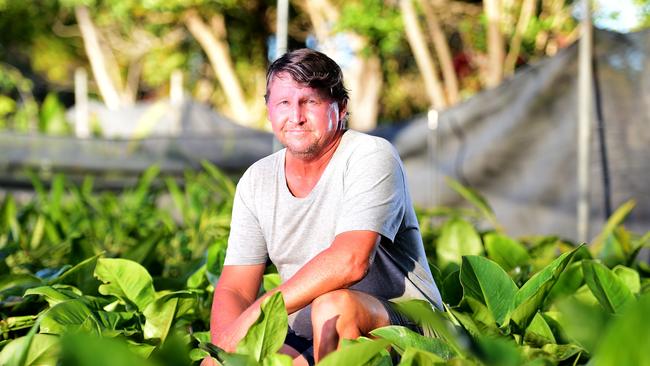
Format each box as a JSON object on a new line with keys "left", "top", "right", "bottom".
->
{"left": 400, "top": 0, "right": 447, "bottom": 109}
{"left": 75, "top": 5, "right": 123, "bottom": 109}
{"left": 184, "top": 10, "right": 250, "bottom": 124}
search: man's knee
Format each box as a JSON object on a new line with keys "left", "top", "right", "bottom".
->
{"left": 311, "top": 289, "right": 358, "bottom": 324}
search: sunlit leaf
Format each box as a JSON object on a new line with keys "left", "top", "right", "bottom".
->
{"left": 523, "top": 313, "right": 556, "bottom": 347}
{"left": 592, "top": 293, "right": 650, "bottom": 366}
{"left": 262, "top": 273, "right": 281, "bottom": 293}
{"left": 59, "top": 332, "right": 157, "bottom": 366}
{"left": 555, "top": 296, "right": 609, "bottom": 353}
{"left": 236, "top": 292, "right": 288, "bottom": 362}
{"left": 393, "top": 300, "right": 467, "bottom": 358}
{"left": 582, "top": 260, "right": 635, "bottom": 313}
{"left": 261, "top": 353, "right": 293, "bottom": 366}
{"left": 371, "top": 325, "right": 456, "bottom": 360}
{"left": 143, "top": 296, "right": 178, "bottom": 342}
{"left": 398, "top": 346, "right": 445, "bottom": 365}
{"left": 436, "top": 218, "right": 483, "bottom": 267}
{"left": 94, "top": 258, "right": 156, "bottom": 312}
{"left": 24, "top": 285, "right": 81, "bottom": 306}
{"left": 591, "top": 200, "right": 635, "bottom": 257}
{"left": 484, "top": 233, "right": 530, "bottom": 272}
{"left": 476, "top": 336, "right": 523, "bottom": 366}
{"left": 39, "top": 300, "right": 100, "bottom": 335}
{"left": 0, "top": 334, "right": 58, "bottom": 366}
{"left": 612, "top": 265, "right": 641, "bottom": 294}
{"left": 318, "top": 338, "right": 390, "bottom": 366}
{"left": 460, "top": 255, "right": 517, "bottom": 326}
{"left": 0, "top": 317, "right": 43, "bottom": 366}
{"left": 510, "top": 248, "right": 579, "bottom": 329}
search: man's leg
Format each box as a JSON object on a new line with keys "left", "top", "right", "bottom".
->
{"left": 310, "top": 289, "right": 390, "bottom": 362}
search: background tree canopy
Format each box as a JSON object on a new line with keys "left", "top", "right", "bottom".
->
{"left": 0, "top": 0, "right": 646, "bottom": 132}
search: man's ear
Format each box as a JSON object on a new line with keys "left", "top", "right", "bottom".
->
{"left": 338, "top": 103, "right": 348, "bottom": 128}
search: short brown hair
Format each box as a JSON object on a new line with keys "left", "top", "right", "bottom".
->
{"left": 265, "top": 48, "right": 349, "bottom": 108}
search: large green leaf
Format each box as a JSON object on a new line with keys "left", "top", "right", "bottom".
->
{"left": 591, "top": 200, "right": 635, "bottom": 258}
{"left": 554, "top": 296, "right": 609, "bottom": 353}
{"left": 582, "top": 260, "right": 635, "bottom": 313}
{"left": 39, "top": 300, "right": 100, "bottom": 335}
{"left": 59, "top": 332, "right": 157, "bottom": 366}
{"left": 143, "top": 290, "right": 197, "bottom": 341}
{"left": 393, "top": 300, "right": 467, "bottom": 358}
{"left": 24, "top": 285, "right": 81, "bottom": 306}
{"left": 523, "top": 313, "right": 556, "bottom": 347}
{"left": 460, "top": 256, "right": 518, "bottom": 326}
{"left": 94, "top": 258, "right": 156, "bottom": 312}
{"left": 262, "top": 273, "right": 281, "bottom": 293}
{"left": 447, "top": 308, "right": 482, "bottom": 339}
{"left": 0, "top": 334, "right": 59, "bottom": 366}
{"left": 0, "top": 318, "right": 42, "bottom": 366}
{"left": 441, "top": 269, "right": 463, "bottom": 306}
{"left": 398, "top": 347, "right": 445, "bottom": 365}
{"left": 143, "top": 296, "right": 178, "bottom": 342}
{"left": 261, "top": 353, "right": 293, "bottom": 366}
{"left": 94, "top": 311, "right": 139, "bottom": 336}
{"left": 236, "top": 292, "right": 288, "bottom": 362}
{"left": 484, "top": 233, "right": 530, "bottom": 272}
{"left": 539, "top": 344, "right": 582, "bottom": 362}
{"left": 545, "top": 261, "right": 584, "bottom": 304}
{"left": 370, "top": 325, "right": 456, "bottom": 360}
{"left": 476, "top": 336, "right": 523, "bottom": 366}
{"left": 510, "top": 248, "right": 578, "bottom": 329}
{"left": 436, "top": 218, "right": 483, "bottom": 267}
{"left": 612, "top": 265, "right": 641, "bottom": 294}
{"left": 318, "top": 338, "right": 390, "bottom": 366}
{"left": 592, "top": 293, "right": 650, "bottom": 366}
{"left": 339, "top": 337, "right": 392, "bottom": 366}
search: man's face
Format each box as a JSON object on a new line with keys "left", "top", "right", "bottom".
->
{"left": 266, "top": 73, "right": 345, "bottom": 160}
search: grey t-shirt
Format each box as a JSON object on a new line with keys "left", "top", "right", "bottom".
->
{"left": 224, "top": 130, "right": 442, "bottom": 338}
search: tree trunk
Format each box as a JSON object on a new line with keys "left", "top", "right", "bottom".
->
{"left": 419, "top": 0, "right": 459, "bottom": 105}
{"left": 298, "top": 0, "right": 383, "bottom": 130}
{"left": 483, "top": 0, "right": 504, "bottom": 87}
{"left": 184, "top": 10, "right": 250, "bottom": 125}
{"left": 75, "top": 5, "right": 123, "bottom": 110}
{"left": 504, "top": 0, "right": 536, "bottom": 76}
{"left": 400, "top": 0, "right": 447, "bottom": 109}
{"left": 347, "top": 52, "right": 382, "bottom": 131}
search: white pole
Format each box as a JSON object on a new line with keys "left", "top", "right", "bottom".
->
{"left": 577, "top": 0, "right": 593, "bottom": 243}
{"left": 170, "top": 70, "right": 184, "bottom": 106}
{"left": 427, "top": 108, "right": 439, "bottom": 208}
{"left": 74, "top": 68, "right": 90, "bottom": 138}
{"left": 276, "top": 0, "right": 289, "bottom": 59}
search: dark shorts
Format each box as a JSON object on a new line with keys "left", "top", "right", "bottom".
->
{"left": 284, "top": 298, "right": 423, "bottom": 365}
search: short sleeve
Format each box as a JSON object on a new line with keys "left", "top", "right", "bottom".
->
{"left": 335, "top": 142, "right": 406, "bottom": 241}
{"left": 224, "top": 171, "right": 268, "bottom": 265}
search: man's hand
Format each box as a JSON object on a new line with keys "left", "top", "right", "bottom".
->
{"left": 212, "top": 303, "right": 261, "bottom": 352}
{"left": 209, "top": 264, "right": 265, "bottom": 352}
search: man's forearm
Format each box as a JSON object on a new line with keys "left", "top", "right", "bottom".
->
{"left": 210, "top": 287, "right": 254, "bottom": 341}
{"left": 267, "top": 233, "right": 377, "bottom": 314}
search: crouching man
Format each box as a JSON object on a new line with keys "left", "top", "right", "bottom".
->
{"left": 205, "top": 49, "right": 442, "bottom": 365}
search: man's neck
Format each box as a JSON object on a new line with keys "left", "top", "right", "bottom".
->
{"left": 284, "top": 130, "right": 345, "bottom": 197}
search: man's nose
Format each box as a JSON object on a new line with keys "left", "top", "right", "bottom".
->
{"left": 289, "top": 104, "right": 306, "bottom": 124}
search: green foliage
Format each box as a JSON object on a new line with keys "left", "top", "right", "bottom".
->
{"left": 336, "top": 0, "right": 404, "bottom": 56}
{"left": 0, "top": 172, "right": 649, "bottom": 365}
{"left": 236, "top": 292, "right": 288, "bottom": 363}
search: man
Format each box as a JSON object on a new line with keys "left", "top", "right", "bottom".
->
{"left": 207, "top": 49, "right": 442, "bottom": 365}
